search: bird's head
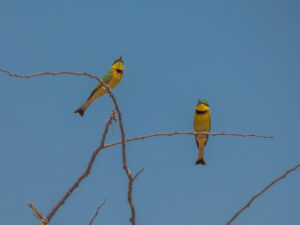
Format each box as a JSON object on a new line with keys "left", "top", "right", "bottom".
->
{"left": 112, "top": 56, "right": 124, "bottom": 73}
{"left": 195, "top": 99, "right": 210, "bottom": 114}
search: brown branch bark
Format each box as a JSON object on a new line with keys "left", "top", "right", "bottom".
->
{"left": 46, "top": 111, "right": 115, "bottom": 222}
{"left": 88, "top": 199, "right": 106, "bottom": 225}
{"left": 226, "top": 163, "right": 300, "bottom": 225}
{"left": 103, "top": 131, "right": 274, "bottom": 149}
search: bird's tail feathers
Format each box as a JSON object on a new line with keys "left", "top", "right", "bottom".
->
{"left": 195, "top": 146, "right": 206, "bottom": 165}
{"left": 195, "top": 158, "right": 206, "bottom": 165}
{"left": 74, "top": 108, "right": 85, "bottom": 117}
{"left": 74, "top": 100, "right": 92, "bottom": 117}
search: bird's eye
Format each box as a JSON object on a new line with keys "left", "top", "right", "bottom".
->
{"left": 196, "top": 110, "right": 207, "bottom": 114}
{"left": 116, "top": 69, "right": 123, "bottom": 73}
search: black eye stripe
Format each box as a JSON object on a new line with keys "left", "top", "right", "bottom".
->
{"left": 116, "top": 69, "right": 123, "bottom": 73}
{"left": 196, "top": 110, "right": 207, "bottom": 114}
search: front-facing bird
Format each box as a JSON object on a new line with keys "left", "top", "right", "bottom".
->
{"left": 193, "top": 100, "right": 211, "bottom": 165}
{"left": 74, "top": 57, "right": 124, "bottom": 116}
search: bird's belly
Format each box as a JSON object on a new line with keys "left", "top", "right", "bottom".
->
{"left": 194, "top": 121, "right": 210, "bottom": 132}
{"left": 194, "top": 113, "right": 210, "bottom": 132}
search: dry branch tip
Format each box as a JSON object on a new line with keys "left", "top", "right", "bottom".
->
{"left": 27, "top": 203, "right": 49, "bottom": 225}
{"left": 88, "top": 199, "right": 106, "bottom": 225}
{"left": 134, "top": 168, "right": 145, "bottom": 180}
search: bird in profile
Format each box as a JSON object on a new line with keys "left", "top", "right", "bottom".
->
{"left": 193, "top": 99, "right": 211, "bottom": 165}
{"left": 74, "top": 56, "right": 124, "bottom": 116}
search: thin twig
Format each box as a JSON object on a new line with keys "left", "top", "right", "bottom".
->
{"left": 226, "top": 163, "right": 300, "bottom": 225}
{"left": 0, "top": 69, "right": 112, "bottom": 95}
{"left": 88, "top": 199, "right": 106, "bottom": 225}
{"left": 27, "top": 203, "right": 49, "bottom": 225}
{"left": 134, "top": 168, "right": 144, "bottom": 180}
{"left": 103, "top": 131, "right": 274, "bottom": 149}
{"left": 0, "top": 69, "right": 95, "bottom": 79}
{"left": 46, "top": 111, "right": 115, "bottom": 222}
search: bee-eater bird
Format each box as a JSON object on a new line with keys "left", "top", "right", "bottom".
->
{"left": 74, "top": 56, "right": 124, "bottom": 116}
{"left": 193, "top": 100, "right": 211, "bottom": 165}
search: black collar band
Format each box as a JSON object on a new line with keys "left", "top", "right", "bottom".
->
{"left": 196, "top": 110, "right": 207, "bottom": 114}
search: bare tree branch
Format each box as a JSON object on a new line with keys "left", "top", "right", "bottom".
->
{"left": 1, "top": 69, "right": 143, "bottom": 224}
{"left": 2, "top": 69, "right": 278, "bottom": 225}
{"left": 226, "top": 163, "right": 300, "bottom": 225}
{"left": 103, "top": 131, "right": 273, "bottom": 149}
{"left": 0, "top": 69, "right": 96, "bottom": 79}
{"left": 0, "top": 69, "right": 114, "bottom": 100}
{"left": 46, "top": 111, "right": 115, "bottom": 222}
{"left": 88, "top": 199, "right": 106, "bottom": 225}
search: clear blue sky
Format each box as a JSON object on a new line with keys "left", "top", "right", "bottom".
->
{"left": 1, "top": 1, "right": 300, "bottom": 225}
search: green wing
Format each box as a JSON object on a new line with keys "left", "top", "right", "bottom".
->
{"left": 204, "top": 117, "right": 211, "bottom": 147}
{"left": 101, "top": 71, "right": 114, "bottom": 83}
{"left": 87, "top": 72, "right": 113, "bottom": 99}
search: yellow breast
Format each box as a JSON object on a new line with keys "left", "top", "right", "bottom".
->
{"left": 194, "top": 112, "right": 211, "bottom": 132}
{"left": 107, "top": 71, "right": 123, "bottom": 90}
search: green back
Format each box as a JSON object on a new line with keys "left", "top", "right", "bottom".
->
{"left": 87, "top": 72, "right": 113, "bottom": 99}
